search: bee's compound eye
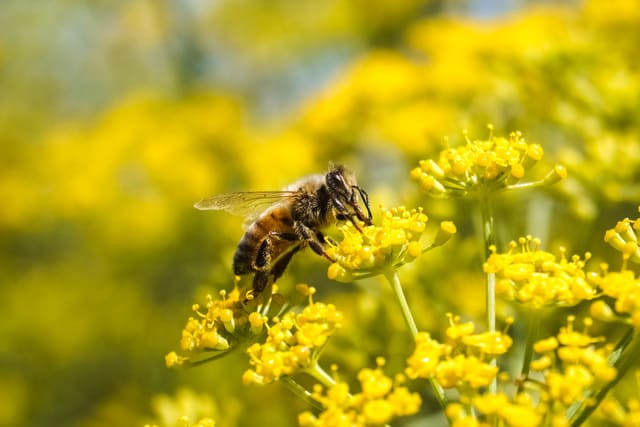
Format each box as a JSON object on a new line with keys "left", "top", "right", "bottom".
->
{"left": 326, "top": 171, "right": 345, "bottom": 189}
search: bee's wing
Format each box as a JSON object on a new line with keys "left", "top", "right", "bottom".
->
{"left": 194, "top": 191, "right": 298, "bottom": 219}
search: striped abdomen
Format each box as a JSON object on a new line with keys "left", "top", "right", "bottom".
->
{"left": 232, "top": 204, "right": 296, "bottom": 275}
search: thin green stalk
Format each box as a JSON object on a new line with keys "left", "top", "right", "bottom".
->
{"left": 480, "top": 196, "right": 497, "bottom": 394}
{"left": 383, "top": 270, "right": 449, "bottom": 411}
{"left": 385, "top": 270, "right": 418, "bottom": 337}
{"left": 281, "top": 375, "right": 323, "bottom": 411}
{"left": 306, "top": 362, "right": 337, "bottom": 388}
{"left": 568, "top": 328, "right": 639, "bottom": 426}
{"left": 517, "top": 309, "right": 541, "bottom": 394}
{"left": 480, "top": 196, "right": 496, "bottom": 333}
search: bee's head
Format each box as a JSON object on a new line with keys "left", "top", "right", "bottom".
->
{"left": 326, "top": 164, "right": 373, "bottom": 228}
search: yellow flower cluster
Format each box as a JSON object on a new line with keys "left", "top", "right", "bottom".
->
{"left": 588, "top": 209, "right": 640, "bottom": 328}
{"left": 144, "top": 418, "right": 215, "bottom": 427}
{"left": 410, "top": 129, "right": 566, "bottom": 197}
{"left": 598, "top": 395, "right": 640, "bottom": 426}
{"left": 298, "top": 359, "right": 421, "bottom": 427}
{"left": 530, "top": 316, "right": 617, "bottom": 407}
{"left": 326, "top": 206, "right": 456, "bottom": 281}
{"left": 604, "top": 208, "right": 640, "bottom": 265}
{"left": 484, "top": 236, "right": 597, "bottom": 308}
{"left": 589, "top": 268, "right": 640, "bottom": 328}
{"left": 405, "top": 315, "right": 512, "bottom": 390}
{"left": 145, "top": 388, "right": 218, "bottom": 427}
{"left": 446, "top": 393, "right": 541, "bottom": 427}
{"left": 165, "top": 288, "right": 267, "bottom": 367}
{"left": 243, "top": 294, "right": 343, "bottom": 385}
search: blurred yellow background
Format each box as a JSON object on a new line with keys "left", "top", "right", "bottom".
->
{"left": 2, "top": 0, "right": 640, "bottom": 426}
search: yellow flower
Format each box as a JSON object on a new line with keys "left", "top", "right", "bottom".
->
{"left": 598, "top": 395, "right": 640, "bottom": 426}
{"left": 588, "top": 269, "right": 640, "bottom": 328}
{"left": 436, "top": 355, "right": 498, "bottom": 389}
{"left": 411, "top": 128, "right": 565, "bottom": 197}
{"left": 484, "top": 236, "right": 597, "bottom": 308}
{"left": 462, "top": 331, "right": 513, "bottom": 356}
{"left": 243, "top": 293, "right": 343, "bottom": 385}
{"left": 530, "top": 316, "right": 618, "bottom": 407}
{"left": 147, "top": 388, "right": 217, "bottom": 427}
{"left": 547, "top": 366, "right": 593, "bottom": 405}
{"left": 299, "top": 360, "right": 421, "bottom": 427}
{"left": 326, "top": 206, "right": 455, "bottom": 281}
{"left": 446, "top": 403, "right": 491, "bottom": 427}
{"left": 603, "top": 209, "right": 640, "bottom": 264}
{"left": 405, "top": 332, "right": 450, "bottom": 379}
{"left": 473, "top": 393, "right": 542, "bottom": 427}
{"left": 167, "top": 289, "right": 249, "bottom": 366}
{"left": 406, "top": 315, "right": 511, "bottom": 392}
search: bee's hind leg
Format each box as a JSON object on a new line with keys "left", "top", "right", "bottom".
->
{"left": 253, "top": 232, "right": 298, "bottom": 272}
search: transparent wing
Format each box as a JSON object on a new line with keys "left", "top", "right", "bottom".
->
{"left": 194, "top": 191, "right": 298, "bottom": 218}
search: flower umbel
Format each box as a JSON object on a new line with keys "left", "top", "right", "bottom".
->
{"left": 243, "top": 289, "right": 343, "bottom": 385}
{"left": 406, "top": 315, "right": 512, "bottom": 391}
{"left": 410, "top": 127, "right": 566, "bottom": 197}
{"left": 484, "top": 236, "right": 597, "bottom": 308}
{"left": 298, "top": 359, "right": 421, "bottom": 427}
{"left": 589, "top": 209, "right": 640, "bottom": 329}
{"left": 603, "top": 207, "right": 640, "bottom": 265}
{"left": 529, "top": 316, "right": 617, "bottom": 407}
{"left": 166, "top": 289, "right": 243, "bottom": 367}
{"left": 326, "top": 205, "right": 455, "bottom": 281}
{"left": 598, "top": 394, "right": 640, "bottom": 426}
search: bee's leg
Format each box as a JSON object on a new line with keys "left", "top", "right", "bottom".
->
{"left": 252, "top": 271, "right": 270, "bottom": 293}
{"left": 317, "top": 231, "right": 338, "bottom": 246}
{"left": 253, "top": 239, "right": 271, "bottom": 272}
{"left": 336, "top": 213, "right": 363, "bottom": 232}
{"left": 243, "top": 270, "right": 270, "bottom": 304}
{"left": 246, "top": 233, "right": 299, "bottom": 304}
{"left": 271, "top": 246, "right": 300, "bottom": 281}
{"left": 294, "top": 223, "right": 336, "bottom": 262}
{"left": 253, "top": 232, "right": 298, "bottom": 272}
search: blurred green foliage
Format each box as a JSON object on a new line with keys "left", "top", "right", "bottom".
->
{"left": 1, "top": 0, "right": 640, "bottom": 426}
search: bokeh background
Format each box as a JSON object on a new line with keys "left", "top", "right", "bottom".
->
{"left": 2, "top": 0, "right": 640, "bottom": 426}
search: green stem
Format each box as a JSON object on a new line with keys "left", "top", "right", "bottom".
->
{"left": 306, "top": 362, "right": 337, "bottom": 388}
{"left": 281, "top": 376, "right": 323, "bottom": 411}
{"left": 383, "top": 270, "right": 449, "bottom": 411}
{"left": 385, "top": 270, "right": 418, "bottom": 336}
{"left": 517, "top": 308, "right": 541, "bottom": 394}
{"left": 480, "top": 196, "right": 496, "bottom": 333}
{"left": 568, "top": 328, "right": 639, "bottom": 426}
{"left": 480, "top": 196, "right": 497, "bottom": 394}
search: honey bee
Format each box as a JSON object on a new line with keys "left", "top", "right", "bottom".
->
{"left": 195, "top": 164, "right": 372, "bottom": 301}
